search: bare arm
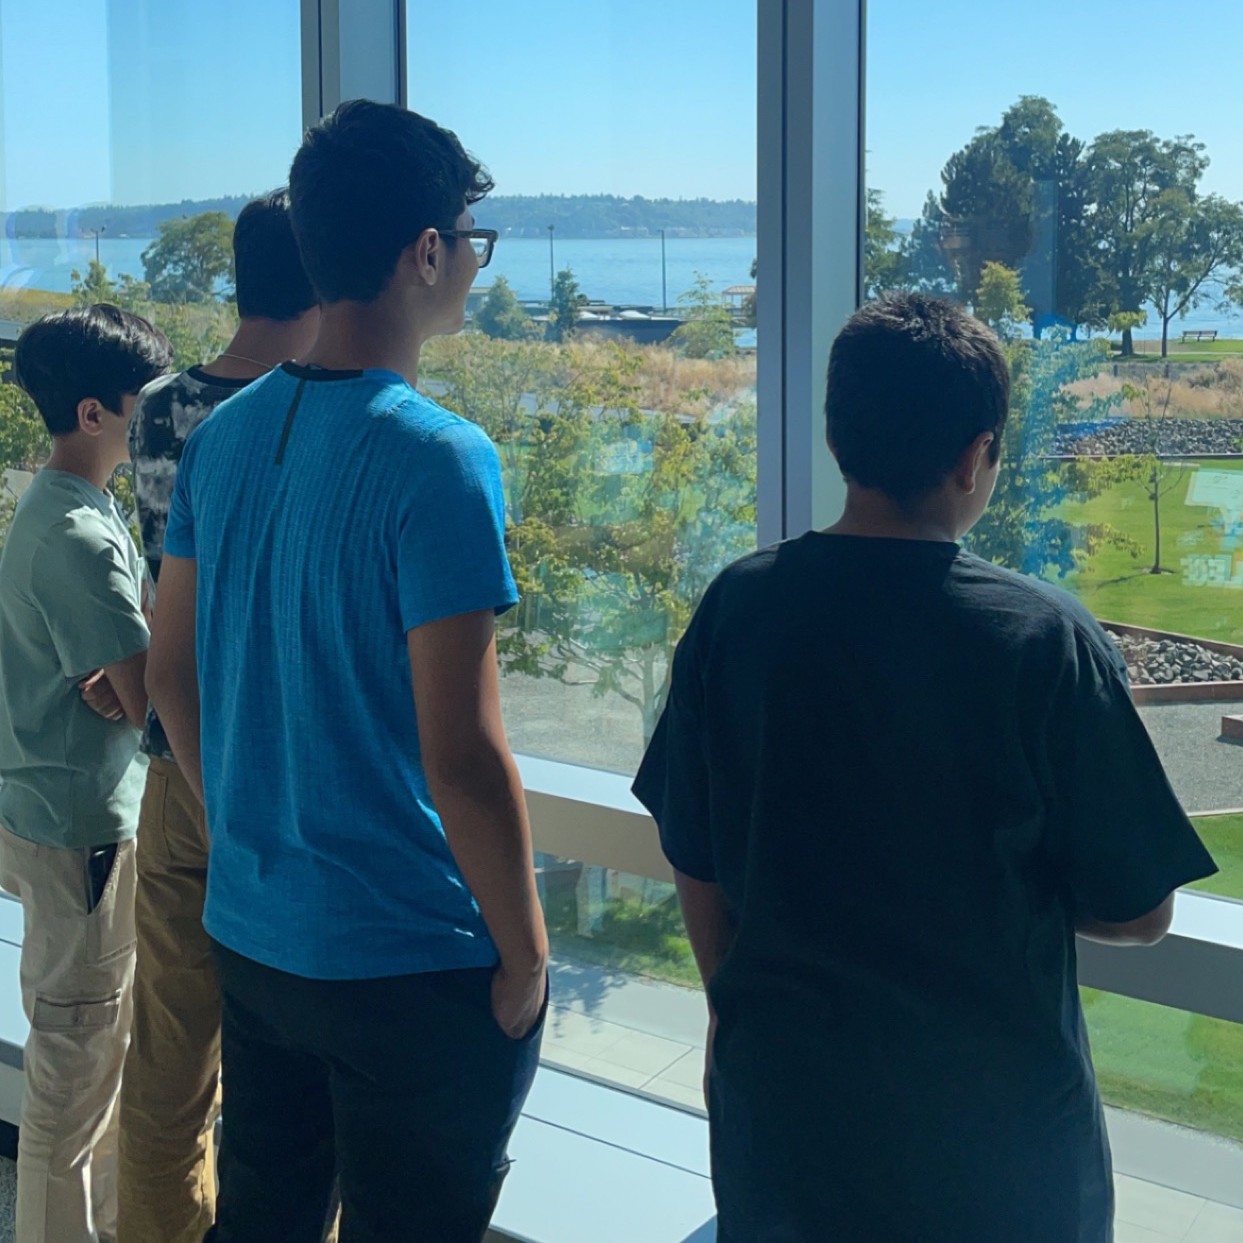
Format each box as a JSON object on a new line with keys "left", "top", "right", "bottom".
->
{"left": 99, "top": 649, "right": 149, "bottom": 730}
{"left": 145, "top": 555, "right": 203, "bottom": 803}
{"left": 408, "top": 609, "right": 548, "bottom": 1037}
{"left": 674, "top": 869, "right": 735, "bottom": 1104}
{"left": 1076, "top": 892, "right": 1175, "bottom": 947}
{"left": 675, "top": 870, "right": 736, "bottom": 990}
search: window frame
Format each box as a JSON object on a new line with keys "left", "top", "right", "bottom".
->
{"left": 324, "top": 0, "right": 1243, "bottom": 1197}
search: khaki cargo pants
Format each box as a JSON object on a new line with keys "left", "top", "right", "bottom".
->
{"left": 0, "top": 820, "right": 137, "bottom": 1243}
{"left": 116, "top": 756, "right": 221, "bottom": 1243}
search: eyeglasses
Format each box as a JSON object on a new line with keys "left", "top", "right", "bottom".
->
{"left": 439, "top": 228, "right": 498, "bottom": 268}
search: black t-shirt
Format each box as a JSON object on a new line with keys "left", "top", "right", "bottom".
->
{"left": 633, "top": 533, "right": 1216, "bottom": 1243}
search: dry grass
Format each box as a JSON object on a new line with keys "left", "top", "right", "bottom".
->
{"left": 0, "top": 288, "right": 73, "bottom": 323}
{"left": 621, "top": 343, "right": 755, "bottom": 413}
{"left": 1064, "top": 361, "right": 1243, "bottom": 420}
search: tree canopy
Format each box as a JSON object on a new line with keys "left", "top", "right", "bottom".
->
{"left": 142, "top": 212, "right": 234, "bottom": 303}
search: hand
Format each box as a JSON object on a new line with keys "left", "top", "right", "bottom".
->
{"left": 80, "top": 670, "right": 125, "bottom": 722}
{"left": 491, "top": 960, "right": 548, "bottom": 1040}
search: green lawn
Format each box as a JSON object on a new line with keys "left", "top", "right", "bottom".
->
{"left": 1058, "top": 458, "right": 1243, "bottom": 643}
{"left": 1123, "top": 338, "right": 1243, "bottom": 363}
{"left": 1189, "top": 814, "right": 1243, "bottom": 901}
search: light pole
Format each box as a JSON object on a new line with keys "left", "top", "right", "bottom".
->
{"left": 659, "top": 228, "right": 667, "bottom": 311}
{"left": 89, "top": 225, "right": 106, "bottom": 264}
{"left": 547, "top": 224, "right": 556, "bottom": 302}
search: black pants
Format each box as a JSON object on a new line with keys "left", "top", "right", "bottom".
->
{"left": 204, "top": 942, "right": 545, "bottom": 1243}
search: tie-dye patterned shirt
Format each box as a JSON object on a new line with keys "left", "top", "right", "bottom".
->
{"left": 130, "top": 366, "right": 257, "bottom": 759}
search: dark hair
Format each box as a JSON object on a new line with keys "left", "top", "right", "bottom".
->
{"left": 233, "top": 189, "right": 317, "bottom": 321}
{"left": 826, "top": 293, "right": 1011, "bottom": 502}
{"left": 14, "top": 304, "right": 173, "bottom": 437}
{"left": 289, "top": 100, "right": 493, "bottom": 304}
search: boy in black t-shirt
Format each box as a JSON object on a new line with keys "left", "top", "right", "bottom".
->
{"left": 634, "top": 294, "right": 1216, "bottom": 1243}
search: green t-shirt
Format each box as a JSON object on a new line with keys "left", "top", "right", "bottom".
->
{"left": 0, "top": 469, "right": 150, "bottom": 848}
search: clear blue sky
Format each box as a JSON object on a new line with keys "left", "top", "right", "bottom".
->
{"left": 869, "top": 0, "right": 1243, "bottom": 219}
{"left": 2, "top": 0, "right": 1242, "bottom": 216}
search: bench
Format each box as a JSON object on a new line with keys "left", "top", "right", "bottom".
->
{"left": 1182, "top": 330, "right": 1218, "bottom": 343}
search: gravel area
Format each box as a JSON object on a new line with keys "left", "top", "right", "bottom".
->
{"left": 1137, "top": 699, "right": 1243, "bottom": 813}
{"left": 1055, "top": 418, "right": 1243, "bottom": 457}
{"left": 1109, "top": 631, "right": 1243, "bottom": 686}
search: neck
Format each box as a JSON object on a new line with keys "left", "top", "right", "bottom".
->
{"left": 46, "top": 438, "right": 117, "bottom": 493}
{"left": 301, "top": 299, "right": 423, "bottom": 386}
{"left": 826, "top": 487, "right": 960, "bottom": 544}
{"left": 199, "top": 317, "right": 314, "bottom": 380}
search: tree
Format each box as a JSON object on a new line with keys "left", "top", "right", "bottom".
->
{"left": 546, "top": 268, "right": 584, "bottom": 343}
{"left": 899, "top": 191, "right": 956, "bottom": 295}
{"left": 933, "top": 98, "right": 1102, "bottom": 329}
{"left": 973, "top": 262, "right": 1031, "bottom": 340}
{"left": 966, "top": 334, "right": 1139, "bottom": 579}
{"left": 475, "top": 276, "right": 533, "bottom": 341}
{"left": 668, "top": 272, "right": 736, "bottom": 359}
{"left": 1147, "top": 192, "right": 1243, "bottom": 357}
{"left": 427, "top": 335, "right": 755, "bottom": 742}
{"left": 142, "top": 212, "right": 234, "bottom": 303}
{"left": 939, "top": 114, "right": 1040, "bottom": 300}
{"left": 864, "top": 188, "right": 905, "bottom": 299}
{"left": 70, "top": 259, "right": 117, "bottom": 305}
{"left": 1121, "top": 375, "right": 1190, "bottom": 573}
{"left": 0, "top": 379, "right": 50, "bottom": 547}
{"left": 1084, "top": 130, "right": 1208, "bottom": 355}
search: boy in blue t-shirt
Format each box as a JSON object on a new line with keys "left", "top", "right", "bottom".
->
{"left": 634, "top": 293, "right": 1217, "bottom": 1243}
{"left": 147, "top": 101, "right": 546, "bottom": 1242}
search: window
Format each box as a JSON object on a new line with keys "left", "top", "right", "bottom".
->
{"left": 0, "top": 0, "right": 302, "bottom": 538}
{"left": 407, "top": 0, "right": 758, "bottom": 776}
{"left": 867, "top": 0, "right": 1243, "bottom": 1165}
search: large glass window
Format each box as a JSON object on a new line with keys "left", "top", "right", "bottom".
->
{"left": 407, "top": 0, "right": 758, "bottom": 777}
{"left": 867, "top": 0, "right": 1243, "bottom": 1164}
{"left": 0, "top": 0, "right": 302, "bottom": 537}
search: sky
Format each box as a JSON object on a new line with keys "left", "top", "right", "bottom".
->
{"left": 868, "top": 0, "right": 1243, "bottom": 219}
{"left": 2, "top": 1, "right": 1242, "bottom": 216}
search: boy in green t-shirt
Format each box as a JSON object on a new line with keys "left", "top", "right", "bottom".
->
{"left": 0, "top": 304, "right": 171, "bottom": 1243}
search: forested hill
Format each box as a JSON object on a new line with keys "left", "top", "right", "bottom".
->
{"left": 11, "top": 194, "right": 756, "bottom": 240}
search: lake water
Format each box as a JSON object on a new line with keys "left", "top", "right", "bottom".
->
{"left": 2, "top": 233, "right": 1237, "bottom": 340}
{"left": 0, "top": 235, "right": 757, "bottom": 311}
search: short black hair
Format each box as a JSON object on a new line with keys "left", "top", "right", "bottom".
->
{"left": 826, "top": 293, "right": 1011, "bottom": 502}
{"left": 289, "top": 100, "right": 493, "bottom": 304}
{"left": 14, "top": 304, "right": 173, "bottom": 437}
{"left": 234, "top": 189, "right": 317, "bottom": 321}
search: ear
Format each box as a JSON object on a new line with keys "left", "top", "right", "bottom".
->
{"left": 403, "top": 226, "right": 443, "bottom": 288}
{"left": 76, "top": 397, "right": 108, "bottom": 438}
{"left": 956, "top": 431, "right": 996, "bottom": 495}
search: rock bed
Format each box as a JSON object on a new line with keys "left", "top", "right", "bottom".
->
{"left": 1055, "top": 418, "right": 1243, "bottom": 457}
{"left": 1108, "top": 630, "right": 1243, "bottom": 686}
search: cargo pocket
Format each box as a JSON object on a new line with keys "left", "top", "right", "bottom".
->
{"left": 84, "top": 839, "right": 137, "bottom": 967}
{"left": 32, "top": 993, "right": 122, "bottom": 1033}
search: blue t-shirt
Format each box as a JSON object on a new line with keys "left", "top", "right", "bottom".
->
{"left": 165, "top": 363, "right": 518, "bottom": 980}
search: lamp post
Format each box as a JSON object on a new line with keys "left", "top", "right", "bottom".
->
{"left": 547, "top": 223, "right": 556, "bottom": 302}
{"left": 89, "top": 225, "right": 106, "bottom": 264}
{"left": 660, "top": 228, "right": 667, "bottom": 311}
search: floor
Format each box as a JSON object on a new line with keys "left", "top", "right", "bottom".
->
{"left": 0, "top": 1151, "right": 1232, "bottom": 1242}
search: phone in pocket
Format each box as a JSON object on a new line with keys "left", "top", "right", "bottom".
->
{"left": 85, "top": 843, "right": 119, "bottom": 914}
